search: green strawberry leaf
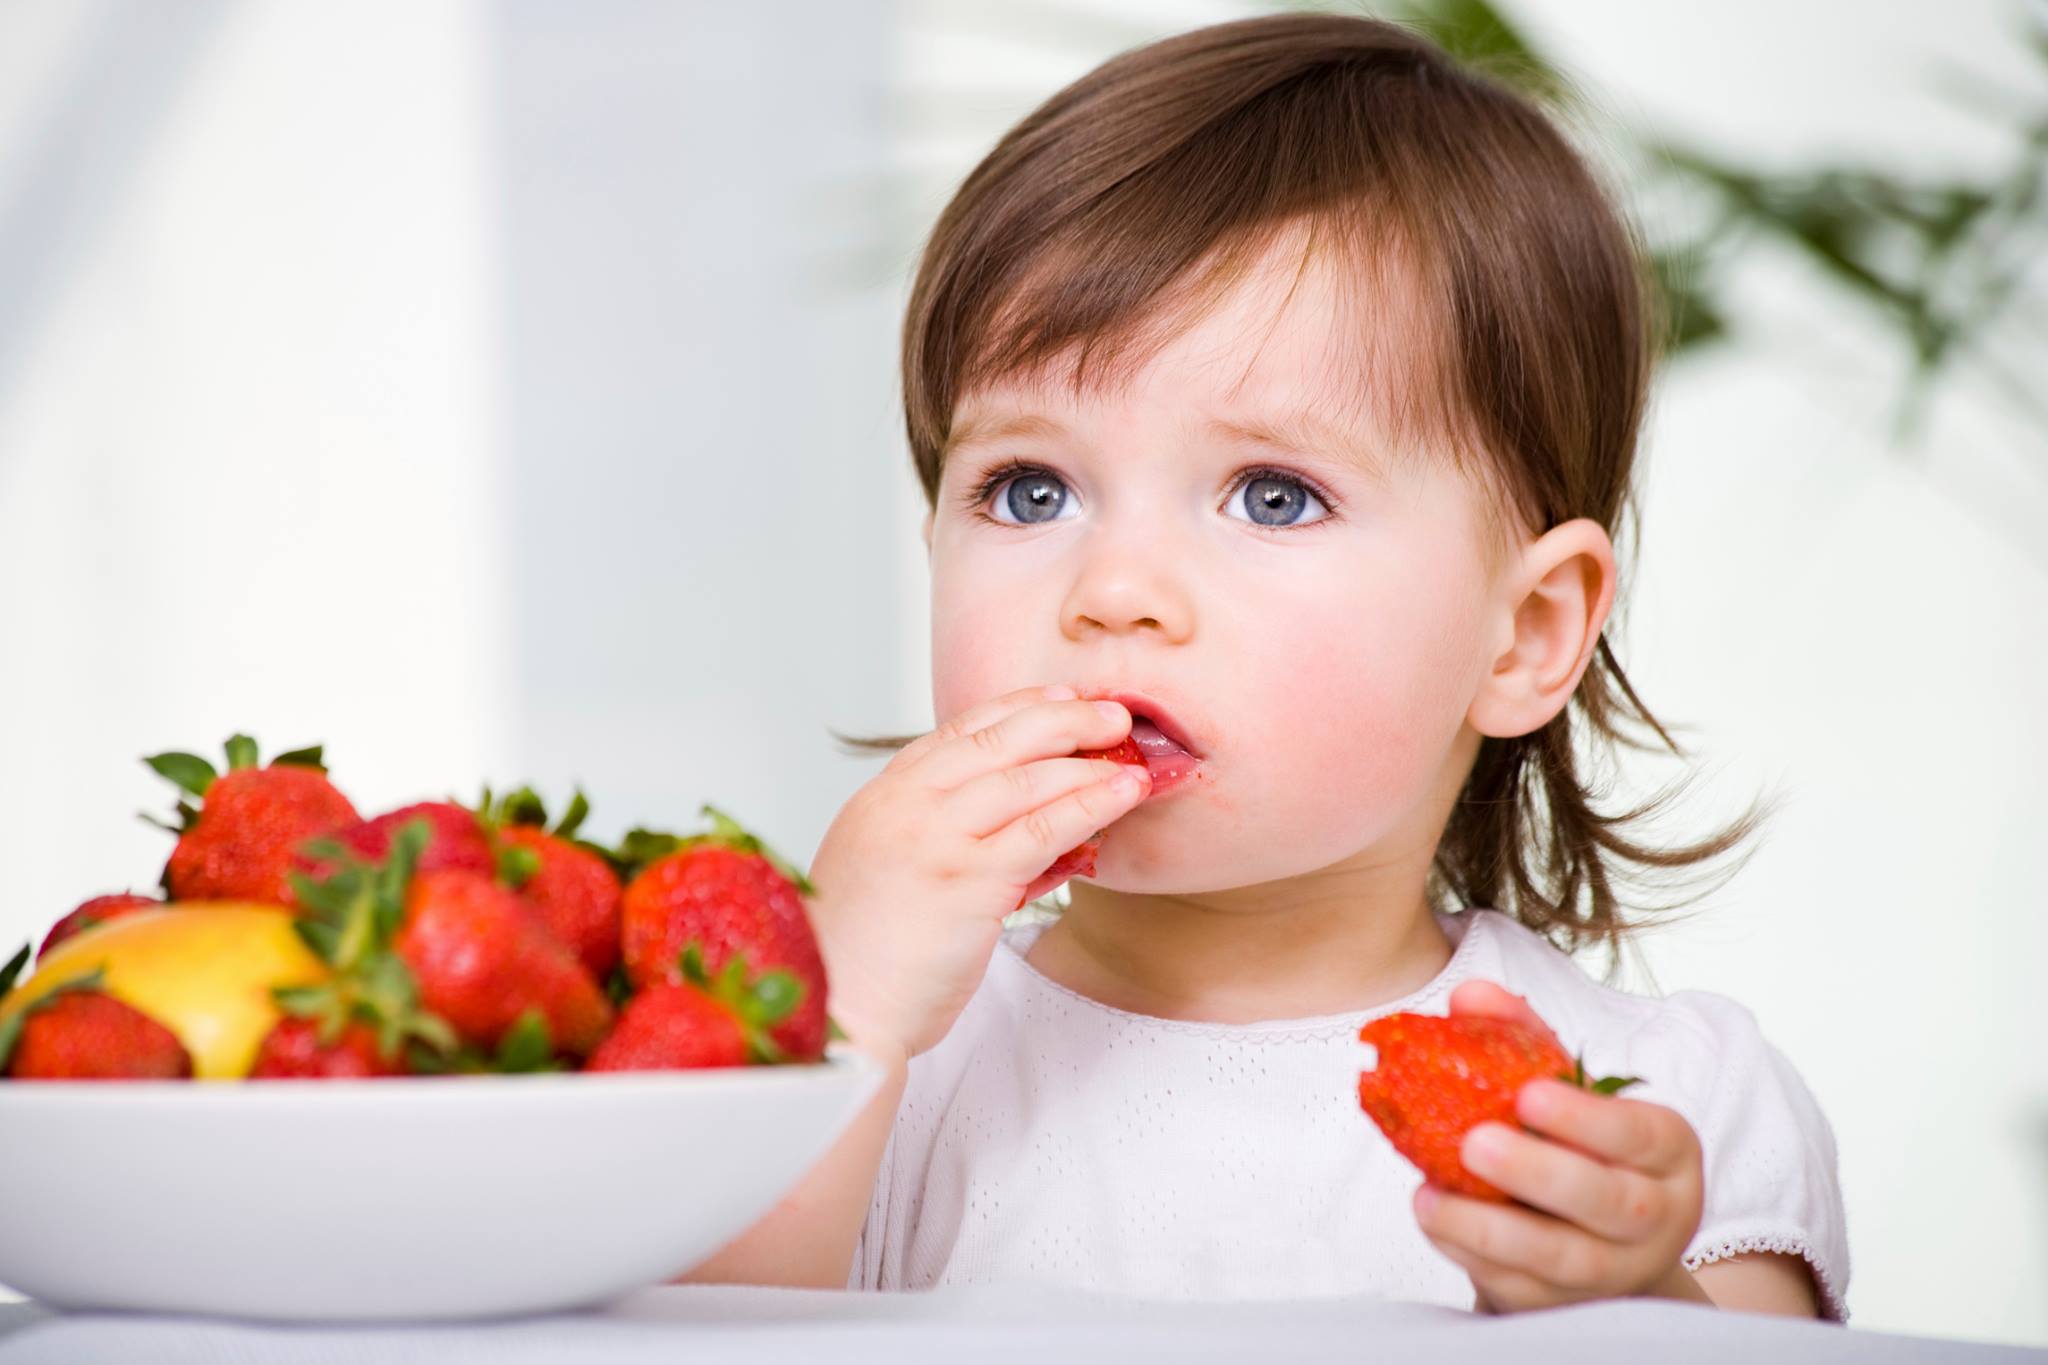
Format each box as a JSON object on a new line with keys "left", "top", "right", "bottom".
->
{"left": 0, "top": 1015, "right": 23, "bottom": 1074}
{"left": 293, "top": 916, "right": 342, "bottom": 963}
{"left": 555, "top": 790, "right": 591, "bottom": 841}
{"left": 747, "top": 971, "right": 803, "bottom": 1028}
{"left": 271, "top": 744, "right": 327, "bottom": 771}
{"left": 0, "top": 943, "right": 29, "bottom": 998}
{"left": 496, "top": 843, "right": 542, "bottom": 889}
{"left": 500, "top": 787, "right": 549, "bottom": 828}
{"left": 826, "top": 1016, "right": 849, "bottom": 1043}
{"left": 494, "top": 1009, "right": 556, "bottom": 1073}
{"left": 145, "top": 752, "right": 217, "bottom": 799}
{"left": 223, "top": 735, "right": 260, "bottom": 772}
{"left": 603, "top": 964, "right": 633, "bottom": 1008}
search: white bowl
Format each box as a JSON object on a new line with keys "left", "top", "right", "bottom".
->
{"left": 0, "top": 1044, "right": 885, "bottom": 1322}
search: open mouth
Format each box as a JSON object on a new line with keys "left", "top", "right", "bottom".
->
{"left": 1101, "top": 693, "right": 1204, "bottom": 798}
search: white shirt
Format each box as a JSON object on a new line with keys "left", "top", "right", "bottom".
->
{"left": 850, "top": 905, "right": 1850, "bottom": 1322}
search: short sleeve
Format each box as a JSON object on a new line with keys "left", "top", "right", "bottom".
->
{"left": 1655, "top": 990, "right": 1851, "bottom": 1323}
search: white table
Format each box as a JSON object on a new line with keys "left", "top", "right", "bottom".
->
{"left": 2, "top": 1283, "right": 2040, "bottom": 1363}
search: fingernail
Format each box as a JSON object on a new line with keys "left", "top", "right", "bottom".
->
{"left": 1415, "top": 1186, "right": 1439, "bottom": 1218}
{"left": 1046, "top": 684, "right": 1077, "bottom": 700}
{"left": 1111, "top": 769, "right": 1144, "bottom": 795}
{"left": 1093, "top": 700, "right": 1126, "bottom": 721}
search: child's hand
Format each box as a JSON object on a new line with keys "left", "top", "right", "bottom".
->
{"left": 1410, "top": 981, "right": 1706, "bottom": 1313}
{"left": 806, "top": 684, "right": 1150, "bottom": 1064}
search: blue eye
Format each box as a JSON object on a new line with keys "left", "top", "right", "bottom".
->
{"left": 1224, "top": 470, "right": 1332, "bottom": 529}
{"left": 981, "top": 467, "right": 1076, "bottom": 526}
{"left": 960, "top": 460, "right": 1340, "bottom": 532}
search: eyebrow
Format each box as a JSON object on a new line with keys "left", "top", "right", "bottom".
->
{"left": 943, "top": 407, "right": 1386, "bottom": 482}
{"left": 1202, "top": 410, "right": 1387, "bottom": 483}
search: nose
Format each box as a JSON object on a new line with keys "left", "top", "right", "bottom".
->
{"left": 1059, "top": 538, "right": 1195, "bottom": 644}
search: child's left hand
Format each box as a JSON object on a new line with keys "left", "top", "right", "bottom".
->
{"left": 1411, "top": 981, "right": 1706, "bottom": 1313}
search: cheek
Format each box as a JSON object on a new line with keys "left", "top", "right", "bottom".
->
{"left": 928, "top": 559, "right": 1034, "bottom": 724}
{"left": 1234, "top": 560, "right": 1486, "bottom": 837}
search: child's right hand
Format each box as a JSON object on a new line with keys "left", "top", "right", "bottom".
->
{"left": 807, "top": 684, "right": 1152, "bottom": 1063}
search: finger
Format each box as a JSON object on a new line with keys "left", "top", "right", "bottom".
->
{"left": 1516, "top": 1080, "right": 1694, "bottom": 1176}
{"left": 949, "top": 756, "right": 1147, "bottom": 840}
{"left": 1417, "top": 1226, "right": 1566, "bottom": 1314}
{"left": 887, "top": 684, "right": 1076, "bottom": 774}
{"left": 913, "top": 697, "right": 1133, "bottom": 793}
{"left": 981, "top": 762, "right": 1151, "bottom": 884}
{"left": 1459, "top": 1121, "right": 1666, "bottom": 1244}
{"left": 1412, "top": 1182, "right": 1615, "bottom": 1294}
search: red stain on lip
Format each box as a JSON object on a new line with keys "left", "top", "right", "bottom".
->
{"left": 1071, "top": 686, "right": 1208, "bottom": 801}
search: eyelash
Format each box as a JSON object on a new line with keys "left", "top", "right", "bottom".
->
{"left": 959, "top": 459, "right": 1344, "bottom": 532}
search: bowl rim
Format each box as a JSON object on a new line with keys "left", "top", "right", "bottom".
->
{"left": 0, "top": 1040, "right": 883, "bottom": 1106}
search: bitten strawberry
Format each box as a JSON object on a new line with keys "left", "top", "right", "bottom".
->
{"left": 394, "top": 868, "right": 613, "bottom": 1058}
{"left": 1356, "top": 1011, "right": 1642, "bottom": 1202}
{"left": 1017, "top": 736, "right": 1149, "bottom": 911}
{"left": 616, "top": 806, "right": 829, "bottom": 1063}
{"left": 479, "top": 787, "right": 621, "bottom": 981}
{"left": 1, "top": 973, "right": 193, "bottom": 1081}
{"left": 38, "top": 893, "right": 160, "bottom": 958}
{"left": 585, "top": 944, "right": 802, "bottom": 1072}
{"left": 148, "top": 735, "right": 358, "bottom": 907}
{"left": 249, "top": 1016, "right": 410, "bottom": 1078}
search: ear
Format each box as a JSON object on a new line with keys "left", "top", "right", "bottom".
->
{"left": 1468, "top": 518, "right": 1617, "bottom": 740}
{"left": 921, "top": 507, "right": 935, "bottom": 555}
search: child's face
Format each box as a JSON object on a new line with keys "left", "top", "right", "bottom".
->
{"left": 923, "top": 239, "right": 1514, "bottom": 896}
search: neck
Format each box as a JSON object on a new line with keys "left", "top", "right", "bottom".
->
{"left": 1042, "top": 869, "right": 1454, "bottom": 1025}
{"left": 1028, "top": 717, "right": 1485, "bottom": 1025}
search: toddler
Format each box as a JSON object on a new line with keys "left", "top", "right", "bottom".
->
{"left": 688, "top": 12, "right": 1847, "bottom": 1321}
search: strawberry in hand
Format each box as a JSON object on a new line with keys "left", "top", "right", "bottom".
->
{"left": 1361, "top": 980, "right": 1707, "bottom": 1313}
{"left": 1015, "top": 736, "right": 1148, "bottom": 911}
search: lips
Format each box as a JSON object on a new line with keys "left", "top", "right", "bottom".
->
{"left": 1093, "top": 690, "right": 1205, "bottom": 799}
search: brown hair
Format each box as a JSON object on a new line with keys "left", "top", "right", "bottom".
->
{"left": 834, "top": 11, "right": 1777, "bottom": 982}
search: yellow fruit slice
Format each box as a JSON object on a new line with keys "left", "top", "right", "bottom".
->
{"left": 0, "top": 904, "right": 331, "bottom": 1080}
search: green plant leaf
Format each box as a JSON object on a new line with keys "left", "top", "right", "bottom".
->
{"left": 271, "top": 745, "right": 327, "bottom": 771}
{"left": 223, "top": 735, "right": 260, "bottom": 771}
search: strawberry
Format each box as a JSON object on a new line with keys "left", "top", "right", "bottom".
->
{"left": 1356, "top": 1011, "right": 1642, "bottom": 1202}
{"left": 1017, "top": 735, "right": 1149, "bottom": 911}
{"left": 147, "top": 735, "right": 358, "bottom": 907}
{"left": 479, "top": 787, "right": 621, "bottom": 981}
{"left": 278, "top": 817, "right": 463, "bottom": 1071}
{"left": 394, "top": 868, "right": 613, "bottom": 1058}
{"left": 586, "top": 944, "right": 801, "bottom": 1072}
{"left": 1, "top": 967, "right": 192, "bottom": 1081}
{"left": 248, "top": 1016, "right": 410, "bottom": 1078}
{"left": 615, "top": 805, "right": 829, "bottom": 1063}
{"left": 38, "top": 893, "right": 160, "bottom": 958}
{"left": 304, "top": 800, "right": 497, "bottom": 885}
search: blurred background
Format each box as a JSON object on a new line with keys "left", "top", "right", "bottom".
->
{"left": 0, "top": 0, "right": 2042, "bottom": 1344}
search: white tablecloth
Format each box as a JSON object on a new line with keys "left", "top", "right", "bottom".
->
{"left": 1, "top": 1283, "right": 2040, "bottom": 1363}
